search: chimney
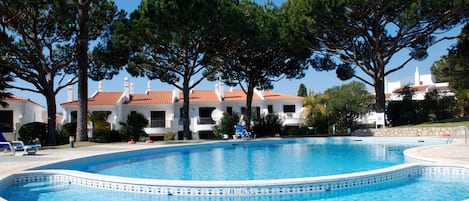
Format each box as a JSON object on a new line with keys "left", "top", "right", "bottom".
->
{"left": 147, "top": 81, "right": 151, "bottom": 93}
{"left": 255, "top": 88, "right": 265, "bottom": 100}
{"left": 67, "top": 82, "right": 73, "bottom": 102}
{"left": 98, "top": 81, "right": 103, "bottom": 92}
{"left": 130, "top": 83, "right": 135, "bottom": 94}
{"left": 172, "top": 89, "right": 179, "bottom": 103}
{"left": 190, "top": 80, "right": 194, "bottom": 94}
{"left": 124, "top": 77, "right": 130, "bottom": 100}
{"left": 215, "top": 80, "right": 224, "bottom": 101}
{"left": 415, "top": 66, "right": 421, "bottom": 86}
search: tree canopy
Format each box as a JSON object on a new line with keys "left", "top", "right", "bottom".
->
{"left": 324, "top": 81, "right": 372, "bottom": 131}
{"left": 297, "top": 83, "right": 307, "bottom": 97}
{"left": 284, "top": 0, "right": 468, "bottom": 113}
{"left": 107, "top": 0, "right": 237, "bottom": 139}
{"left": 0, "top": 0, "right": 80, "bottom": 144}
{"left": 0, "top": 68, "right": 13, "bottom": 108}
{"left": 431, "top": 24, "right": 469, "bottom": 115}
{"left": 0, "top": 0, "right": 123, "bottom": 144}
{"left": 431, "top": 24, "right": 469, "bottom": 91}
{"left": 215, "top": 1, "right": 311, "bottom": 128}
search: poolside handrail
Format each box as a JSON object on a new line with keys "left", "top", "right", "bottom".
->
{"left": 447, "top": 126, "right": 469, "bottom": 144}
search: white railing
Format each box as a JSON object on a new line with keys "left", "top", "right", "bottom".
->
{"left": 448, "top": 126, "right": 469, "bottom": 144}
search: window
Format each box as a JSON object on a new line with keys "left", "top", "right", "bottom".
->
{"left": 198, "top": 107, "right": 215, "bottom": 124}
{"left": 254, "top": 107, "right": 260, "bottom": 119}
{"left": 130, "top": 111, "right": 136, "bottom": 115}
{"left": 240, "top": 107, "right": 260, "bottom": 119}
{"left": 70, "top": 111, "right": 77, "bottom": 123}
{"left": 283, "top": 105, "right": 296, "bottom": 113}
{"left": 226, "top": 107, "right": 233, "bottom": 114}
{"left": 178, "top": 107, "right": 184, "bottom": 125}
{"left": 0, "top": 110, "right": 13, "bottom": 132}
{"left": 267, "top": 105, "right": 273, "bottom": 113}
{"left": 151, "top": 111, "right": 165, "bottom": 127}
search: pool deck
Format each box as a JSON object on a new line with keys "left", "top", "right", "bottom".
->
{"left": 1, "top": 137, "right": 468, "bottom": 180}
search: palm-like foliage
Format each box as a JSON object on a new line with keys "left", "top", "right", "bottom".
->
{"left": 119, "top": 112, "right": 149, "bottom": 141}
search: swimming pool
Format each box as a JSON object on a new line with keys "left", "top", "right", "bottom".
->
{"left": 1, "top": 137, "right": 468, "bottom": 200}
{"left": 31, "top": 137, "right": 443, "bottom": 180}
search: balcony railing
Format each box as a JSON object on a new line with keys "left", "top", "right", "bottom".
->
{"left": 150, "top": 119, "right": 165, "bottom": 128}
{"left": 198, "top": 117, "right": 215, "bottom": 125}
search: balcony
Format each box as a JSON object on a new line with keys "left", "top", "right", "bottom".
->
{"left": 281, "top": 112, "right": 305, "bottom": 127}
{"left": 192, "top": 117, "right": 216, "bottom": 134}
{"left": 144, "top": 120, "right": 173, "bottom": 136}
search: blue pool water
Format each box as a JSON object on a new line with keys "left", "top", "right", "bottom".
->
{"left": 2, "top": 137, "right": 467, "bottom": 200}
{"left": 35, "top": 138, "right": 441, "bottom": 180}
{"left": 1, "top": 176, "right": 468, "bottom": 200}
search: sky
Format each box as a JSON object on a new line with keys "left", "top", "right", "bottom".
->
{"left": 8, "top": 0, "right": 463, "bottom": 112}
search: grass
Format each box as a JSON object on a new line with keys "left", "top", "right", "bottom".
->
{"left": 395, "top": 116, "right": 469, "bottom": 128}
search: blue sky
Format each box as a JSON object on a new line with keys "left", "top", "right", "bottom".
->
{"left": 8, "top": 0, "right": 462, "bottom": 112}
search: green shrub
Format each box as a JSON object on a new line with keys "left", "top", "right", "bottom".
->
{"left": 119, "top": 112, "right": 149, "bottom": 141}
{"left": 218, "top": 113, "right": 239, "bottom": 136}
{"left": 61, "top": 122, "right": 77, "bottom": 137}
{"left": 18, "top": 122, "right": 47, "bottom": 144}
{"left": 91, "top": 129, "right": 121, "bottom": 143}
{"left": 164, "top": 132, "right": 175, "bottom": 141}
{"left": 55, "top": 131, "right": 69, "bottom": 145}
{"left": 252, "top": 114, "right": 282, "bottom": 137}
{"left": 282, "top": 126, "right": 313, "bottom": 136}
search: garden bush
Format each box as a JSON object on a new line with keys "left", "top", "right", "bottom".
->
{"left": 119, "top": 112, "right": 148, "bottom": 141}
{"left": 252, "top": 114, "right": 282, "bottom": 137}
{"left": 215, "top": 112, "right": 239, "bottom": 137}
{"left": 18, "top": 122, "right": 47, "bottom": 145}
{"left": 91, "top": 129, "right": 121, "bottom": 143}
{"left": 164, "top": 131, "right": 175, "bottom": 141}
{"left": 61, "top": 122, "right": 77, "bottom": 137}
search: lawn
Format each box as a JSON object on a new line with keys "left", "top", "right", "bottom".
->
{"left": 396, "top": 116, "right": 469, "bottom": 128}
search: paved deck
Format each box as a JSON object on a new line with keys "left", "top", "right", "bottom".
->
{"left": 1, "top": 137, "right": 468, "bottom": 179}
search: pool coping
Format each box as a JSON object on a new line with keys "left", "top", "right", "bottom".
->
{"left": 1, "top": 163, "right": 468, "bottom": 197}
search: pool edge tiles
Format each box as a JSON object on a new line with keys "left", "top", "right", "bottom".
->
{"left": 2, "top": 164, "right": 468, "bottom": 198}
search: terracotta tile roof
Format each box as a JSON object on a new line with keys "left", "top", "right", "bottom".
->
{"left": 223, "top": 90, "right": 251, "bottom": 101}
{"left": 392, "top": 85, "right": 430, "bottom": 93}
{"left": 263, "top": 90, "right": 304, "bottom": 100}
{"left": 223, "top": 89, "right": 303, "bottom": 101}
{"left": 1, "top": 95, "right": 44, "bottom": 107}
{"left": 127, "top": 91, "right": 173, "bottom": 104}
{"left": 180, "top": 90, "right": 221, "bottom": 103}
{"left": 60, "top": 89, "right": 304, "bottom": 106}
{"left": 61, "top": 91, "right": 123, "bottom": 106}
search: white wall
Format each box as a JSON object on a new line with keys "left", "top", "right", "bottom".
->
{"left": 1, "top": 99, "right": 45, "bottom": 140}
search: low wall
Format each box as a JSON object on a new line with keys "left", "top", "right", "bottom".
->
{"left": 352, "top": 127, "right": 456, "bottom": 137}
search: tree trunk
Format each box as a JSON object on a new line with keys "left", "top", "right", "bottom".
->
{"left": 245, "top": 80, "right": 255, "bottom": 130}
{"left": 374, "top": 75, "right": 386, "bottom": 113}
{"left": 182, "top": 84, "right": 191, "bottom": 140}
{"left": 76, "top": 0, "right": 90, "bottom": 141}
{"left": 46, "top": 91, "right": 57, "bottom": 146}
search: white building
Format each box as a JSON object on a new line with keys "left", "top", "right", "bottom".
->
{"left": 386, "top": 67, "right": 454, "bottom": 101}
{"left": 363, "top": 67, "right": 455, "bottom": 125}
{"left": 0, "top": 95, "right": 45, "bottom": 141}
{"left": 60, "top": 78, "right": 306, "bottom": 140}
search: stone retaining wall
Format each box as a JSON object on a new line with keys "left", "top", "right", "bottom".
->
{"left": 352, "top": 127, "right": 456, "bottom": 137}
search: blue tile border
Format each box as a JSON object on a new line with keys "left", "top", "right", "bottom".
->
{"left": 1, "top": 164, "right": 468, "bottom": 197}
